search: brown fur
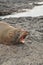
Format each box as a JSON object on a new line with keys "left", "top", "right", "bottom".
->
{"left": 0, "top": 21, "right": 28, "bottom": 45}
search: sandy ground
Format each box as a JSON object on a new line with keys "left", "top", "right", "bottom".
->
{"left": 0, "top": 0, "right": 43, "bottom": 65}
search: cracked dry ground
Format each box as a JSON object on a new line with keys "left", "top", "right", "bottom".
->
{"left": 0, "top": 17, "right": 43, "bottom": 65}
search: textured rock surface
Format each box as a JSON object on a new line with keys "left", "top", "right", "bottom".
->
{"left": 0, "top": 16, "right": 43, "bottom": 65}
{"left": 0, "top": 2, "right": 34, "bottom": 16}
{"left": 0, "top": 0, "right": 43, "bottom": 16}
{"left": 0, "top": 0, "right": 43, "bottom": 65}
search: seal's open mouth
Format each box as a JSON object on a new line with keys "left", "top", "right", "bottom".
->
{"left": 20, "top": 31, "right": 28, "bottom": 43}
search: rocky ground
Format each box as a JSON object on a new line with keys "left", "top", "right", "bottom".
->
{"left": 0, "top": 0, "right": 43, "bottom": 65}
{"left": 0, "top": 0, "right": 43, "bottom": 16}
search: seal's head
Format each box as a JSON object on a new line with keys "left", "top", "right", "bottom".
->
{"left": 3, "top": 29, "right": 29, "bottom": 45}
{"left": 16, "top": 30, "right": 29, "bottom": 44}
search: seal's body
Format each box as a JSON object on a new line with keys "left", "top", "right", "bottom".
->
{"left": 0, "top": 21, "right": 28, "bottom": 45}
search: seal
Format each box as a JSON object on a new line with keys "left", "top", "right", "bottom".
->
{"left": 0, "top": 21, "right": 29, "bottom": 45}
